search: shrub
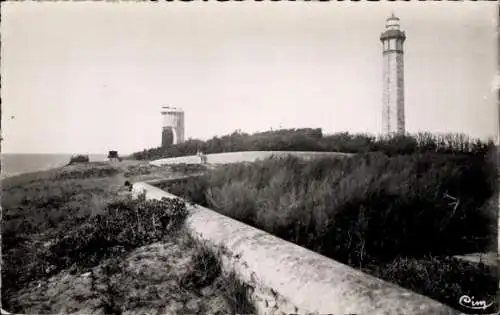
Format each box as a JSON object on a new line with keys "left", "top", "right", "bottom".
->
{"left": 132, "top": 129, "right": 494, "bottom": 160}
{"left": 45, "top": 197, "right": 188, "bottom": 273}
{"left": 2, "top": 178, "right": 115, "bottom": 255}
{"left": 178, "top": 242, "right": 221, "bottom": 291}
{"left": 216, "top": 272, "right": 256, "bottom": 315}
{"left": 157, "top": 176, "right": 211, "bottom": 207}
{"left": 68, "top": 155, "right": 90, "bottom": 164}
{"left": 169, "top": 163, "right": 208, "bottom": 175}
{"left": 2, "top": 192, "right": 188, "bottom": 311}
{"left": 204, "top": 153, "right": 495, "bottom": 261}
{"left": 86, "top": 230, "right": 256, "bottom": 315}
{"left": 152, "top": 151, "right": 497, "bottom": 310}
{"left": 123, "top": 165, "right": 153, "bottom": 178}
{"left": 367, "top": 256, "right": 498, "bottom": 314}
{"left": 177, "top": 232, "right": 256, "bottom": 315}
{"left": 55, "top": 165, "right": 120, "bottom": 180}
{"left": 89, "top": 258, "right": 128, "bottom": 315}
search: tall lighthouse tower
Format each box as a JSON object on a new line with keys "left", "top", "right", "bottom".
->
{"left": 380, "top": 13, "right": 406, "bottom": 135}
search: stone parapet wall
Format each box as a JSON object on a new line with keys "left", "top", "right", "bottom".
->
{"left": 131, "top": 181, "right": 461, "bottom": 315}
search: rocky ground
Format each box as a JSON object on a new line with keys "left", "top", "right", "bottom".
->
{"left": 12, "top": 231, "right": 237, "bottom": 315}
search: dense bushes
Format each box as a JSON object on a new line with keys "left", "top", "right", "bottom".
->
{"left": 156, "top": 151, "right": 497, "bottom": 310}
{"left": 159, "top": 176, "right": 210, "bottom": 207}
{"left": 367, "top": 256, "right": 497, "bottom": 314}
{"left": 132, "top": 129, "right": 494, "bottom": 160}
{"left": 162, "top": 153, "right": 497, "bottom": 262}
{"left": 68, "top": 155, "right": 90, "bottom": 164}
{"left": 45, "top": 196, "right": 188, "bottom": 273}
{"left": 132, "top": 128, "right": 322, "bottom": 160}
{"left": 123, "top": 164, "right": 154, "bottom": 178}
{"left": 169, "top": 163, "right": 209, "bottom": 175}
{"left": 55, "top": 165, "right": 120, "bottom": 180}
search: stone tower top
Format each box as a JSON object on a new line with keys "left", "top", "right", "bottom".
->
{"left": 385, "top": 13, "right": 401, "bottom": 30}
{"left": 380, "top": 12, "right": 406, "bottom": 42}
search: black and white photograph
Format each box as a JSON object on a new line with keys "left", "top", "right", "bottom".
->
{"left": 1, "top": 1, "right": 498, "bottom": 314}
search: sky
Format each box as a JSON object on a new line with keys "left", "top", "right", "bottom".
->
{"left": 1, "top": 2, "right": 498, "bottom": 154}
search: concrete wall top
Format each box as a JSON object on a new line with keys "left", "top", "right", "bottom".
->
{"left": 132, "top": 181, "right": 460, "bottom": 315}
{"left": 150, "top": 151, "right": 353, "bottom": 167}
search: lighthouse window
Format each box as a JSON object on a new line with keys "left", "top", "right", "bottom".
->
{"left": 389, "top": 39, "right": 395, "bottom": 50}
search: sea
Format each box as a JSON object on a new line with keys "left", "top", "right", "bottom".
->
{"left": 1, "top": 154, "right": 108, "bottom": 179}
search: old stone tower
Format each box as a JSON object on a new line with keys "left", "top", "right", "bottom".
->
{"left": 380, "top": 13, "right": 406, "bottom": 135}
{"left": 161, "top": 106, "right": 185, "bottom": 147}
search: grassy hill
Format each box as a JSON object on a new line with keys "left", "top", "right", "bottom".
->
{"left": 1, "top": 162, "right": 254, "bottom": 314}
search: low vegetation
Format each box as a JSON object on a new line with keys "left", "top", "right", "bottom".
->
{"left": 168, "top": 163, "right": 208, "bottom": 175}
{"left": 76, "top": 229, "right": 256, "bottom": 315}
{"left": 122, "top": 164, "right": 154, "bottom": 178}
{"left": 2, "top": 163, "right": 254, "bottom": 314}
{"left": 156, "top": 148, "right": 498, "bottom": 312}
{"left": 67, "top": 154, "right": 90, "bottom": 165}
{"left": 132, "top": 129, "right": 493, "bottom": 160}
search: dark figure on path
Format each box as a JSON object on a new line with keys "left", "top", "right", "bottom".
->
{"left": 197, "top": 150, "right": 207, "bottom": 164}
{"left": 124, "top": 180, "right": 132, "bottom": 192}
